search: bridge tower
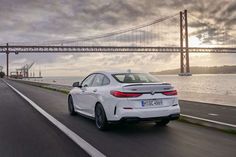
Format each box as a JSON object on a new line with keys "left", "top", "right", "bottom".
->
{"left": 6, "top": 43, "right": 9, "bottom": 77}
{"left": 179, "top": 10, "right": 191, "bottom": 76}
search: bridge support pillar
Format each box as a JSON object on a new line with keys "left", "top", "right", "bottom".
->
{"left": 179, "top": 10, "right": 191, "bottom": 76}
{"left": 6, "top": 43, "right": 9, "bottom": 77}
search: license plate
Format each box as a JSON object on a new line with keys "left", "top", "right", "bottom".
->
{"left": 141, "top": 99, "right": 162, "bottom": 107}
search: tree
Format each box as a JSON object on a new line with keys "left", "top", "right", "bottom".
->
{"left": 0, "top": 72, "right": 5, "bottom": 78}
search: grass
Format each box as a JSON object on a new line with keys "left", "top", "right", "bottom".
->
{"left": 41, "top": 86, "right": 69, "bottom": 94}
{"left": 10, "top": 79, "right": 70, "bottom": 94}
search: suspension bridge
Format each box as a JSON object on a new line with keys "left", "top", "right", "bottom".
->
{"left": 0, "top": 10, "right": 236, "bottom": 77}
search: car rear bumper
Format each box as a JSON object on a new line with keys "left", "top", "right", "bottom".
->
{"left": 107, "top": 104, "right": 180, "bottom": 121}
{"left": 122, "top": 113, "right": 180, "bottom": 122}
{"left": 109, "top": 113, "right": 180, "bottom": 123}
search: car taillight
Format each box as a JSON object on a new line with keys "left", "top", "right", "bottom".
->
{"left": 162, "top": 90, "right": 177, "bottom": 96}
{"left": 110, "top": 91, "right": 142, "bottom": 98}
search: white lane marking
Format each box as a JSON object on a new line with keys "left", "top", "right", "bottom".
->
{"left": 181, "top": 114, "right": 236, "bottom": 128}
{"left": 208, "top": 113, "right": 219, "bottom": 116}
{"left": 4, "top": 80, "right": 106, "bottom": 157}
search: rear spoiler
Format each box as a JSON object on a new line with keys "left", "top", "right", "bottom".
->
{"left": 122, "top": 82, "right": 171, "bottom": 87}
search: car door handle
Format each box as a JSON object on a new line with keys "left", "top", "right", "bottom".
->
{"left": 93, "top": 89, "right": 97, "bottom": 92}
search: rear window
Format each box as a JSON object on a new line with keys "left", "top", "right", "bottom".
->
{"left": 112, "top": 73, "right": 160, "bottom": 83}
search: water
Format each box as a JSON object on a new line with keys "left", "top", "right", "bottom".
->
{"left": 25, "top": 74, "right": 236, "bottom": 106}
{"left": 26, "top": 76, "right": 84, "bottom": 86}
{"left": 158, "top": 74, "right": 236, "bottom": 96}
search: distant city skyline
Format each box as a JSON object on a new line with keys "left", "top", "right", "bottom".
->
{"left": 0, "top": 0, "right": 235, "bottom": 76}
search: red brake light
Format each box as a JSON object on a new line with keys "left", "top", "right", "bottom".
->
{"left": 162, "top": 90, "right": 177, "bottom": 96}
{"left": 110, "top": 91, "right": 142, "bottom": 98}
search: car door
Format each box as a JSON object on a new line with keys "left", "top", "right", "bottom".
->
{"left": 85, "top": 74, "right": 105, "bottom": 115}
{"left": 75, "top": 74, "right": 95, "bottom": 113}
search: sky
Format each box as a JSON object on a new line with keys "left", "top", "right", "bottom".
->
{"left": 0, "top": 0, "right": 236, "bottom": 76}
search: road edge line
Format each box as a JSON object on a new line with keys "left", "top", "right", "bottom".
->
{"left": 4, "top": 80, "right": 106, "bottom": 157}
{"left": 180, "top": 114, "right": 236, "bottom": 132}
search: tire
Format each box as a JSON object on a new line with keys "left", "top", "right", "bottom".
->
{"left": 68, "top": 95, "right": 76, "bottom": 116}
{"left": 155, "top": 119, "right": 170, "bottom": 126}
{"left": 95, "top": 103, "right": 108, "bottom": 130}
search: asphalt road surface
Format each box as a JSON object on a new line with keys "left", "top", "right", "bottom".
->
{"left": 1, "top": 79, "right": 236, "bottom": 157}
{"left": 180, "top": 100, "right": 236, "bottom": 125}
{"left": 0, "top": 79, "right": 88, "bottom": 157}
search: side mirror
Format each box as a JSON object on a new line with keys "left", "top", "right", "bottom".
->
{"left": 72, "top": 82, "right": 81, "bottom": 88}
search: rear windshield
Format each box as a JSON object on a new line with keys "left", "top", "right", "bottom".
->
{"left": 112, "top": 73, "right": 160, "bottom": 83}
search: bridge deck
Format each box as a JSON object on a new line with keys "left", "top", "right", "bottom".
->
{"left": 0, "top": 46, "right": 236, "bottom": 53}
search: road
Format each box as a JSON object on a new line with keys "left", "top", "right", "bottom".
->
{"left": 1, "top": 79, "right": 236, "bottom": 157}
{"left": 0, "top": 79, "right": 88, "bottom": 157}
{"left": 180, "top": 100, "right": 236, "bottom": 125}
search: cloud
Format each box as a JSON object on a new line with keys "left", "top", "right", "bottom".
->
{"left": 12, "top": 58, "right": 27, "bottom": 64}
{"left": 60, "top": 54, "right": 74, "bottom": 60}
{"left": 0, "top": 0, "right": 236, "bottom": 76}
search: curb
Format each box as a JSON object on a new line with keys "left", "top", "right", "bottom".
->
{"left": 180, "top": 114, "right": 236, "bottom": 134}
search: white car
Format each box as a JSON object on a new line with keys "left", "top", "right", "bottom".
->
{"left": 68, "top": 71, "right": 180, "bottom": 130}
